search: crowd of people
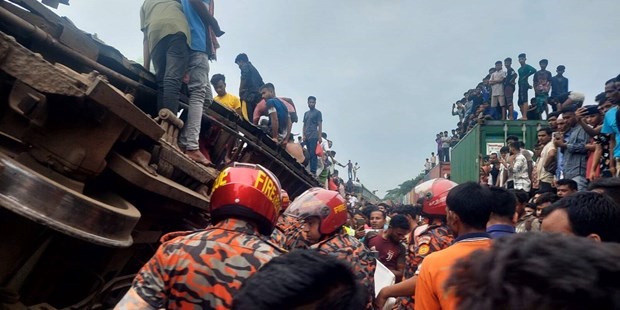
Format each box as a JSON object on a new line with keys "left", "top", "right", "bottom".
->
{"left": 140, "top": 0, "right": 363, "bottom": 194}
{"left": 422, "top": 54, "right": 589, "bottom": 174}
{"left": 449, "top": 53, "right": 581, "bottom": 131}
{"left": 478, "top": 74, "right": 620, "bottom": 196}
{"left": 114, "top": 163, "right": 620, "bottom": 310}
{"left": 135, "top": 3, "right": 620, "bottom": 309}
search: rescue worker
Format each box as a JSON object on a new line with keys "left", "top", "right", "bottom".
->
{"left": 270, "top": 189, "right": 310, "bottom": 249}
{"left": 115, "top": 163, "right": 284, "bottom": 309}
{"left": 285, "top": 187, "right": 377, "bottom": 310}
{"left": 377, "top": 178, "right": 456, "bottom": 310}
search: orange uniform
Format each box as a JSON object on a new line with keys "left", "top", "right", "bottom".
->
{"left": 414, "top": 234, "right": 491, "bottom": 310}
{"left": 132, "top": 218, "right": 282, "bottom": 309}
{"left": 271, "top": 214, "right": 311, "bottom": 250}
{"left": 313, "top": 232, "right": 377, "bottom": 310}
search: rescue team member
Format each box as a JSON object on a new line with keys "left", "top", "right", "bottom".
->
{"left": 284, "top": 188, "right": 377, "bottom": 310}
{"left": 115, "top": 163, "right": 285, "bottom": 309}
{"left": 414, "top": 182, "right": 493, "bottom": 310}
{"left": 387, "top": 178, "right": 456, "bottom": 310}
{"left": 270, "top": 189, "right": 311, "bottom": 250}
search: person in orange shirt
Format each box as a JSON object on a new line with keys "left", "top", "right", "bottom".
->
{"left": 444, "top": 233, "right": 620, "bottom": 310}
{"left": 414, "top": 182, "right": 494, "bottom": 310}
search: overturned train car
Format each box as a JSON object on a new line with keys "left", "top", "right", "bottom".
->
{"left": 0, "top": 0, "right": 319, "bottom": 308}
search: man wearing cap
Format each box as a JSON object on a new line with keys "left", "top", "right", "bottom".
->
{"left": 551, "top": 65, "right": 569, "bottom": 104}
{"left": 554, "top": 106, "right": 589, "bottom": 191}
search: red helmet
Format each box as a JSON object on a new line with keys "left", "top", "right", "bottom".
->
{"left": 280, "top": 189, "right": 290, "bottom": 212}
{"left": 415, "top": 178, "right": 457, "bottom": 216}
{"left": 210, "top": 163, "right": 282, "bottom": 235}
{"left": 284, "top": 187, "right": 346, "bottom": 235}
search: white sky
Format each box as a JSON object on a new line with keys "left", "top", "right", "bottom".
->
{"left": 54, "top": 0, "right": 620, "bottom": 197}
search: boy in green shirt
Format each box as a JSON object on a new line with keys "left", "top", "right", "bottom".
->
{"left": 517, "top": 53, "right": 537, "bottom": 120}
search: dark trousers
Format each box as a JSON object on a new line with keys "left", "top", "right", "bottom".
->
{"left": 244, "top": 95, "right": 261, "bottom": 122}
{"left": 152, "top": 33, "right": 189, "bottom": 114}
{"left": 306, "top": 138, "right": 318, "bottom": 174}
{"left": 442, "top": 147, "right": 450, "bottom": 162}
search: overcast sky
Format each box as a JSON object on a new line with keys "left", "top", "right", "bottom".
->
{"left": 54, "top": 0, "right": 620, "bottom": 197}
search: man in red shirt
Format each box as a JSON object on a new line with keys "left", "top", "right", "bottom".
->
{"left": 365, "top": 214, "right": 411, "bottom": 282}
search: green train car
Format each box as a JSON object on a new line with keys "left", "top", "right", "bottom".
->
{"left": 450, "top": 120, "right": 548, "bottom": 184}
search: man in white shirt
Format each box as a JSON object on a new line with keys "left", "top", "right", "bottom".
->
{"left": 424, "top": 159, "right": 432, "bottom": 173}
{"left": 508, "top": 142, "right": 531, "bottom": 192}
{"left": 489, "top": 61, "right": 507, "bottom": 119}
{"left": 498, "top": 146, "right": 511, "bottom": 188}
{"left": 430, "top": 152, "right": 437, "bottom": 167}
{"left": 348, "top": 195, "right": 358, "bottom": 208}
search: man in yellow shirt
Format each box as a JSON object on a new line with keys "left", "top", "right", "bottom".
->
{"left": 211, "top": 73, "right": 242, "bottom": 116}
{"left": 414, "top": 182, "right": 493, "bottom": 310}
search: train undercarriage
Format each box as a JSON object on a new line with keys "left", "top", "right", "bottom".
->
{"left": 0, "top": 0, "right": 318, "bottom": 308}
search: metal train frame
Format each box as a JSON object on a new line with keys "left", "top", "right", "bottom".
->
{"left": 0, "top": 0, "right": 318, "bottom": 308}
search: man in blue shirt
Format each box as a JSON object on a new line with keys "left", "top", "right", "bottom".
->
{"left": 178, "top": 0, "right": 217, "bottom": 165}
{"left": 601, "top": 78, "right": 620, "bottom": 176}
{"left": 486, "top": 186, "right": 516, "bottom": 238}
{"left": 555, "top": 107, "right": 588, "bottom": 191}
{"left": 259, "top": 83, "right": 291, "bottom": 145}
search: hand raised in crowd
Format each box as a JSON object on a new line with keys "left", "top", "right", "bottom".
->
{"left": 575, "top": 106, "right": 587, "bottom": 120}
{"left": 553, "top": 133, "right": 566, "bottom": 148}
{"left": 355, "top": 226, "right": 366, "bottom": 239}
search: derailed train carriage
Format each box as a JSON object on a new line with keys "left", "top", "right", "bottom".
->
{"left": 0, "top": 0, "right": 319, "bottom": 308}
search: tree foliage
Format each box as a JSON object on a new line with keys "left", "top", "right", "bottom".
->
{"left": 383, "top": 173, "right": 425, "bottom": 201}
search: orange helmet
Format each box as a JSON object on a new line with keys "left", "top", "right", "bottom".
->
{"left": 415, "top": 178, "right": 457, "bottom": 217}
{"left": 284, "top": 187, "right": 347, "bottom": 235}
{"left": 280, "top": 189, "right": 290, "bottom": 212}
{"left": 210, "top": 163, "right": 282, "bottom": 235}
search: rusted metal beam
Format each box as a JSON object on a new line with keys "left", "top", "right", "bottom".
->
{"left": 85, "top": 77, "right": 163, "bottom": 142}
{"left": 107, "top": 152, "right": 210, "bottom": 209}
{"left": 0, "top": 31, "right": 86, "bottom": 96}
{"left": 0, "top": 5, "right": 156, "bottom": 96}
{"left": 156, "top": 142, "right": 219, "bottom": 184}
{"left": 8, "top": 0, "right": 96, "bottom": 58}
